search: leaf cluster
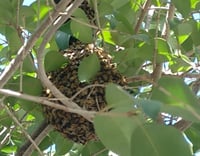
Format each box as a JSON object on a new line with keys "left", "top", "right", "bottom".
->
{"left": 0, "top": 0, "right": 200, "bottom": 156}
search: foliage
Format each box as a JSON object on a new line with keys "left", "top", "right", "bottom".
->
{"left": 0, "top": 0, "right": 200, "bottom": 156}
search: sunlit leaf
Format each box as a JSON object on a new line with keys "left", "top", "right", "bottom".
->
{"left": 155, "top": 38, "right": 172, "bottom": 62}
{"left": 31, "top": 1, "right": 52, "bottom": 21}
{"left": 102, "top": 28, "right": 116, "bottom": 45}
{"left": 1, "top": 145, "right": 17, "bottom": 154}
{"left": 176, "top": 23, "right": 193, "bottom": 44}
{"left": 170, "top": 57, "right": 192, "bottom": 73}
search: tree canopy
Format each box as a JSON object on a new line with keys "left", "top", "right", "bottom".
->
{"left": 0, "top": 0, "right": 200, "bottom": 156}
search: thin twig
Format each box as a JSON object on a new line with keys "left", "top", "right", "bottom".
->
{"left": 0, "top": 125, "right": 16, "bottom": 149}
{"left": 35, "top": 0, "right": 96, "bottom": 122}
{"left": 37, "top": 0, "right": 84, "bottom": 110}
{"left": 92, "top": 147, "right": 108, "bottom": 156}
{"left": 20, "top": 122, "right": 53, "bottom": 156}
{"left": 70, "top": 16, "right": 99, "bottom": 30}
{"left": 156, "top": 84, "right": 200, "bottom": 120}
{"left": 70, "top": 84, "right": 105, "bottom": 101}
{"left": 0, "top": 102, "right": 43, "bottom": 156}
{"left": 0, "top": 0, "right": 73, "bottom": 88}
{"left": 126, "top": 74, "right": 152, "bottom": 83}
{"left": 152, "top": 3, "right": 175, "bottom": 83}
{"left": 152, "top": 7, "right": 161, "bottom": 82}
{"left": 93, "top": 0, "right": 104, "bottom": 42}
{"left": 173, "top": 119, "right": 192, "bottom": 132}
{"left": 0, "top": 89, "right": 96, "bottom": 121}
{"left": 134, "top": 0, "right": 152, "bottom": 34}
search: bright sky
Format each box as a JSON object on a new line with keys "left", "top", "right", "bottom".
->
{"left": 23, "top": 0, "right": 36, "bottom": 6}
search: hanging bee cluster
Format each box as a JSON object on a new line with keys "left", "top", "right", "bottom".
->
{"left": 43, "top": 0, "right": 127, "bottom": 144}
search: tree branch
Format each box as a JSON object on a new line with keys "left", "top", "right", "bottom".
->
{"left": 0, "top": 0, "right": 73, "bottom": 88}
{"left": 134, "top": 0, "right": 152, "bottom": 34}
{"left": 35, "top": 0, "right": 97, "bottom": 122}
{"left": 22, "top": 124, "right": 52, "bottom": 156}
{"left": 173, "top": 119, "right": 192, "bottom": 132}
{"left": 152, "top": 3, "right": 175, "bottom": 83}
{"left": 37, "top": 0, "right": 84, "bottom": 111}
{"left": 0, "top": 89, "right": 96, "bottom": 120}
{"left": 0, "top": 102, "right": 43, "bottom": 156}
{"left": 16, "top": 121, "right": 51, "bottom": 156}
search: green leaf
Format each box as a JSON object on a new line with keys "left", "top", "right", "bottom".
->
{"left": 181, "top": 36, "right": 193, "bottom": 52}
{"left": 78, "top": 53, "right": 100, "bottom": 82}
{"left": 1, "top": 145, "right": 17, "bottom": 154}
{"left": 101, "top": 28, "right": 116, "bottom": 45}
{"left": 0, "top": 1, "right": 13, "bottom": 24}
{"left": 186, "top": 123, "right": 200, "bottom": 152}
{"left": 94, "top": 113, "right": 144, "bottom": 156}
{"left": 44, "top": 50, "right": 68, "bottom": 72}
{"left": 139, "top": 42, "right": 154, "bottom": 61}
{"left": 19, "top": 6, "right": 35, "bottom": 30}
{"left": 55, "top": 30, "right": 71, "bottom": 50}
{"left": 170, "top": 57, "right": 192, "bottom": 73}
{"left": 20, "top": 75, "right": 43, "bottom": 96}
{"left": 5, "top": 26, "right": 22, "bottom": 53}
{"left": 14, "top": 75, "right": 43, "bottom": 112}
{"left": 134, "top": 99, "right": 162, "bottom": 120}
{"left": 51, "top": 131, "right": 73, "bottom": 156}
{"left": 0, "top": 109, "right": 12, "bottom": 127}
{"left": 111, "top": 0, "right": 130, "bottom": 9}
{"left": 171, "top": 0, "right": 191, "bottom": 18}
{"left": 105, "top": 83, "right": 134, "bottom": 108}
{"left": 131, "top": 124, "right": 192, "bottom": 156}
{"left": 70, "top": 8, "right": 93, "bottom": 43}
{"left": 82, "top": 141, "right": 108, "bottom": 156}
{"left": 31, "top": 1, "right": 52, "bottom": 21}
{"left": 55, "top": 22, "right": 72, "bottom": 50}
{"left": 155, "top": 38, "right": 172, "bottom": 63}
{"left": 191, "top": 0, "right": 200, "bottom": 8}
{"left": 151, "top": 76, "right": 200, "bottom": 122}
{"left": 37, "top": 136, "right": 53, "bottom": 151}
{"left": 22, "top": 55, "right": 35, "bottom": 72}
{"left": 176, "top": 23, "right": 193, "bottom": 44}
{"left": 191, "top": 22, "right": 200, "bottom": 46}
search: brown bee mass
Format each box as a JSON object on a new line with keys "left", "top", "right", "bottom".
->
{"left": 43, "top": 0, "right": 126, "bottom": 144}
{"left": 43, "top": 41, "right": 126, "bottom": 144}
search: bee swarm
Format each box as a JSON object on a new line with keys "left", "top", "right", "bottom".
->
{"left": 43, "top": 0, "right": 127, "bottom": 144}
